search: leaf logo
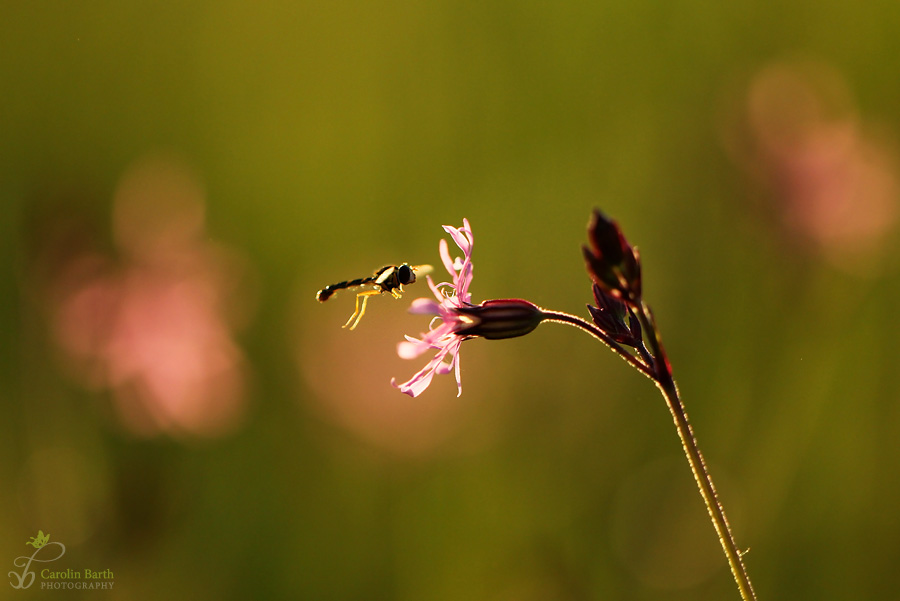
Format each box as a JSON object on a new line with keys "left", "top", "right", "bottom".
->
{"left": 25, "top": 531, "right": 49, "bottom": 549}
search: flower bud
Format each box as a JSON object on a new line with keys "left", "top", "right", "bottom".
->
{"left": 583, "top": 208, "right": 642, "bottom": 302}
{"left": 587, "top": 283, "right": 644, "bottom": 347}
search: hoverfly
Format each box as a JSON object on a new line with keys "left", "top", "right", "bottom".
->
{"left": 316, "top": 263, "right": 433, "bottom": 330}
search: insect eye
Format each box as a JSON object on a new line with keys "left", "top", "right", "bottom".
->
{"left": 398, "top": 264, "right": 415, "bottom": 285}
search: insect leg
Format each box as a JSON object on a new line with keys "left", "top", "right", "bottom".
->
{"left": 343, "top": 290, "right": 382, "bottom": 330}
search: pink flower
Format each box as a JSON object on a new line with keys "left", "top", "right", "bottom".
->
{"left": 391, "top": 219, "right": 474, "bottom": 397}
{"left": 392, "top": 219, "right": 544, "bottom": 397}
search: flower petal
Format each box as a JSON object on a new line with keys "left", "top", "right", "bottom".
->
{"left": 443, "top": 223, "right": 473, "bottom": 256}
{"left": 398, "top": 339, "right": 426, "bottom": 359}
{"left": 392, "top": 345, "right": 451, "bottom": 397}
{"left": 439, "top": 238, "right": 456, "bottom": 278}
{"left": 425, "top": 275, "right": 445, "bottom": 300}
{"left": 408, "top": 297, "right": 441, "bottom": 315}
{"left": 455, "top": 261, "right": 473, "bottom": 302}
{"left": 453, "top": 347, "right": 462, "bottom": 397}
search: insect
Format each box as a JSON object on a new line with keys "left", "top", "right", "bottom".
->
{"left": 316, "top": 263, "right": 433, "bottom": 330}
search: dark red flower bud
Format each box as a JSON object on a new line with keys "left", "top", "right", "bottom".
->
{"left": 587, "top": 284, "right": 643, "bottom": 347}
{"left": 584, "top": 209, "right": 642, "bottom": 303}
{"left": 587, "top": 209, "right": 626, "bottom": 265}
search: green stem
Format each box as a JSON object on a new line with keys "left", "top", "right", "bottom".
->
{"left": 542, "top": 304, "right": 757, "bottom": 599}
{"left": 656, "top": 378, "right": 757, "bottom": 601}
{"left": 539, "top": 310, "right": 654, "bottom": 379}
{"left": 638, "top": 305, "right": 757, "bottom": 601}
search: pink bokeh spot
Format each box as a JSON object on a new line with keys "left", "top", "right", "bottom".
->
{"left": 724, "top": 60, "right": 899, "bottom": 272}
{"left": 49, "top": 156, "right": 252, "bottom": 438}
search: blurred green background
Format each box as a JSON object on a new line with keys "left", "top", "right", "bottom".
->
{"left": 3, "top": 1, "right": 900, "bottom": 599}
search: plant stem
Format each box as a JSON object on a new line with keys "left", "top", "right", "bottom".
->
{"left": 656, "top": 378, "right": 757, "bottom": 601}
{"left": 539, "top": 310, "right": 654, "bottom": 379}
{"left": 637, "top": 304, "right": 757, "bottom": 601}
{"left": 543, "top": 305, "right": 757, "bottom": 599}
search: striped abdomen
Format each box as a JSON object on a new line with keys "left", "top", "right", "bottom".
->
{"left": 316, "top": 276, "right": 373, "bottom": 302}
